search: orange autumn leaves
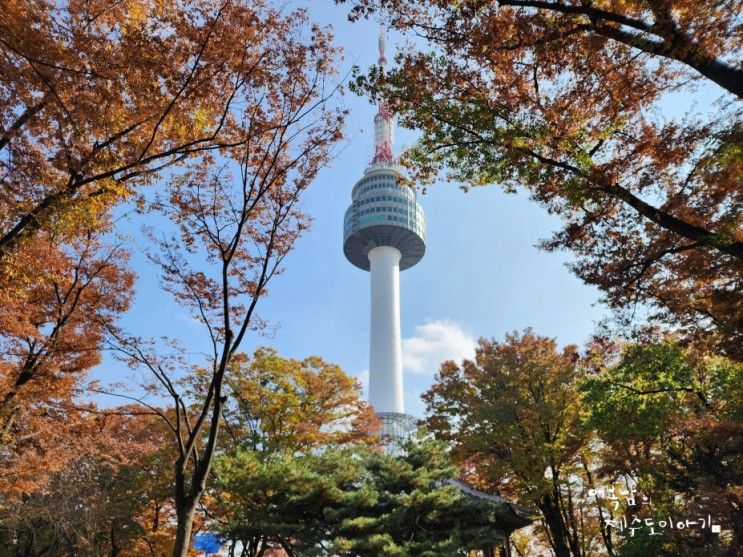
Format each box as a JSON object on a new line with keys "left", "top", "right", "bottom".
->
{"left": 0, "top": 0, "right": 333, "bottom": 259}
{"left": 0, "top": 226, "right": 133, "bottom": 496}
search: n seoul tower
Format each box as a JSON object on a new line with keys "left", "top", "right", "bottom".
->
{"left": 343, "top": 32, "right": 425, "bottom": 439}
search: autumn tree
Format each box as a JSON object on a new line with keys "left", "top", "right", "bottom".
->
{"left": 0, "top": 0, "right": 300, "bottom": 507}
{"left": 342, "top": 0, "right": 743, "bottom": 359}
{"left": 1, "top": 457, "right": 140, "bottom": 557}
{"left": 104, "top": 10, "right": 346, "bottom": 554}
{"left": 422, "top": 330, "right": 604, "bottom": 557}
{"left": 0, "top": 410, "right": 172, "bottom": 557}
{"left": 0, "top": 0, "right": 304, "bottom": 262}
{"left": 207, "top": 349, "right": 377, "bottom": 556}
{"left": 0, "top": 223, "right": 133, "bottom": 497}
{"left": 219, "top": 348, "right": 379, "bottom": 454}
{"left": 581, "top": 341, "right": 743, "bottom": 556}
{"left": 328, "top": 437, "right": 517, "bottom": 557}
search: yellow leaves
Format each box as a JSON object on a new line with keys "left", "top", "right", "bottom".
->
{"left": 224, "top": 349, "right": 378, "bottom": 454}
{"left": 191, "top": 106, "right": 212, "bottom": 133}
{"left": 124, "top": 0, "right": 149, "bottom": 27}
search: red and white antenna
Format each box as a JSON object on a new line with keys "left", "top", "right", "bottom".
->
{"left": 371, "top": 28, "right": 394, "bottom": 167}
{"left": 378, "top": 26, "right": 387, "bottom": 68}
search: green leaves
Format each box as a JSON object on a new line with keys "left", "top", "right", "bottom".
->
{"left": 330, "top": 437, "right": 506, "bottom": 557}
{"left": 580, "top": 342, "right": 695, "bottom": 440}
{"left": 579, "top": 341, "right": 743, "bottom": 555}
{"left": 213, "top": 437, "right": 510, "bottom": 557}
{"left": 579, "top": 342, "right": 743, "bottom": 441}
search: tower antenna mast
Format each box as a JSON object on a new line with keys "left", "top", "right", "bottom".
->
{"left": 371, "top": 27, "right": 394, "bottom": 167}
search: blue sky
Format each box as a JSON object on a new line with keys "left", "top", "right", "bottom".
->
{"left": 97, "top": 1, "right": 614, "bottom": 417}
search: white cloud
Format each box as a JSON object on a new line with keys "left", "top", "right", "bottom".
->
{"left": 402, "top": 320, "right": 476, "bottom": 375}
{"left": 169, "top": 309, "right": 201, "bottom": 326}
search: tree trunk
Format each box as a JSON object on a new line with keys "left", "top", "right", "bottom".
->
{"left": 20, "top": 529, "right": 34, "bottom": 557}
{"left": 110, "top": 523, "right": 120, "bottom": 557}
{"left": 503, "top": 535, "right": 512, "bottom": 557}
{"left": 539, "top": 495, "right": 573, "bottom": 557}
{"left": 723, "top": 498, "right": 743, "bottom": 557}
{"left": 172, "top": 497, "right": 198, "bottom": 557}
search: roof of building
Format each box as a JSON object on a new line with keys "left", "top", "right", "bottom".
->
{"left": 447, "top": 478, "right": 535, "bottom": 530}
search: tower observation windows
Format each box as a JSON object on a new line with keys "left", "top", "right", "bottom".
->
{"left": 344, "top": 170, "right": 426, "bottom": 263}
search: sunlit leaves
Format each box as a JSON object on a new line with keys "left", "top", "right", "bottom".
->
{"left": 580, "top": 341, "right": 743, "bottom": 555}
{"left": 0, "top": 0, "right": 341, "bottom": 259}
{"left": 220, "top": 348, "right": 379, "bottom": 455}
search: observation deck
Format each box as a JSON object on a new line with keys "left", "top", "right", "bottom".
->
{"left": 343, "top": 166, "right": 426, "bottom": 271}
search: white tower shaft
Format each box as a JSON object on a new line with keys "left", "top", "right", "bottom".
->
{"left": 368, "top": 245, "right": 404, "bottom": 414}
